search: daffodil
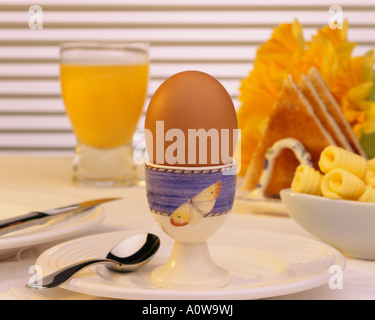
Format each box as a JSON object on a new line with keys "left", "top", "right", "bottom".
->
{"left": 238, "top": 19, "right": 375, "bottom": 174}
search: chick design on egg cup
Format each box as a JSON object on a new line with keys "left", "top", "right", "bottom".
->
{"left": 145, "top": 162, "right": 237, "bottom": 289}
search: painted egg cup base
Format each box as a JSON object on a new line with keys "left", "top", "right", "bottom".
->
{"left": 150, "top": 212, "right": 231, "bottom": 289}
{"left": 151, "top": 241, "right": 230, "bottom": 289}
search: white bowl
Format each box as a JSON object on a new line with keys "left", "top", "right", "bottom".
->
{"left": 280, "top": 189, "right": 375, "bottom": 260}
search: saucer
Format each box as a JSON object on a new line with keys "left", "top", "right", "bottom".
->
{"left": 34, "top": 228, "right": 345, "bottom": 299}
{"left": 0, "top": 189, "right": 105, "bottom": 259}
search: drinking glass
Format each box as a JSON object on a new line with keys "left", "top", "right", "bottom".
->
{"left": 60, "top": 42, "right": 149, "bottom": 186}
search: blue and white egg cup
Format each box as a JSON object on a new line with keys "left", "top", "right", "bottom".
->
{"left": 145, "top": 162, "right": 237, "bottom": 289}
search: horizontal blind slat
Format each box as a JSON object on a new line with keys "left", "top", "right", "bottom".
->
{"left": 0, "top": 28, "right": 374, "bottom": 45}
{"left": 0, "top": 98, "right": 64, "bottom": 112}
{"left": 0, "top": 62, "right": 253, "bottom": 79}
{"left": 0, "top": 115, "right": 70, "bottom": 131}
{"left": 0, "top": 45, "right": 257, "bottom": 61}
{"left": 0, "top": 113, "right": 147, "bottom": 132}
{"left": 0, "top": 98, "right": 241, "bottom": 113}
{"left": 2, "top": 28, "right": 375, "bottom": 42}
{"left": 0, "top": 132, "right": 75, "bottom": 147}
{"left": 0, "top": 28, "right": 277, "bottom": 42}
{"left": 0, "top": 45, "right": 373, "bottom": 65}
{"left": 0, "top": 79, "right": 241, "bottom": 97}
{"left": 2, "top": 10, "right": 375, "bottom": 26}
{"left": 1, "top": 0, "right": 374, "bottom": 8}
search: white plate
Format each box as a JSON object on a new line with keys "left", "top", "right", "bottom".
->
{"left": 234, "top": 196, "right": 288, "bottom": 216}
{"left": 234, "top": 178, "right": 288, "bottom": 216}
{"left": 35, "top": 228, "right": 345, "bottom": 300}
{"left": 0, "top": 189, "right": 105, "bottom": 259}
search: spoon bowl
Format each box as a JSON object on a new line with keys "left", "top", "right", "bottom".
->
{"left": 106, "top": 233, "right": 160, "bottom": 272}
{"left": 27, "top": 232, "right": 160, "bottom": 289}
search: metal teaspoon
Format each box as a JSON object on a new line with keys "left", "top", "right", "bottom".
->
{"left": 26, "top": 233, "right": 160, "bottom": 289}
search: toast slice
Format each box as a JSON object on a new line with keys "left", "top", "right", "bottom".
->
{"left": 299, "top": 74, "right": 354, "bottom": 151}
{"left": 243, "top": 75, "right": 336, "bottom": 195}
{"left": 307, "top": 67, "right": 367, "bottom": 158}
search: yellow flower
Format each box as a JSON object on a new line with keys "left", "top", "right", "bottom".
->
{"left": 312, "top": 20, "right": 349, "bottom": 47}
{"left": 238, "top": 19, "right": 375, "bottom": 174}
{"left": 238, "top": 21, "right": 302, "bottom": 173}
{"left": 256, "top": 20, "right": 305, "bottom": 69}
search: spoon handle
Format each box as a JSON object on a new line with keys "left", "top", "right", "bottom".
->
{"left": 26, "top": 259, "right": 119, "bottom": 289}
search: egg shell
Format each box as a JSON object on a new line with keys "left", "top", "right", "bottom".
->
{"left": 145, "top": 71, "right": 238, "bottom": 167}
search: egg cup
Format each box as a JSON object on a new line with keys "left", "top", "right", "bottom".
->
{"left": 145, "top": 162, "right": 237, "bottom": 289}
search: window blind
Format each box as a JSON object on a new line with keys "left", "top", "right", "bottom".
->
{"left": 0, "top": 0, "right": 374, "bottom": 154}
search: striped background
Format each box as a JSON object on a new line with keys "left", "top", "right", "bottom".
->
{"left": 0, "top": 0, "right": 374, "bottom": 155}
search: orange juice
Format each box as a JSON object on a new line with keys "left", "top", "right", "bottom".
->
{"left": 60, "top": 63, "right": 148, "bottom": 149}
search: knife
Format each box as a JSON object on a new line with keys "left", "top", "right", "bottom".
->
{"left": 0, "top": 197, "right": 121, "bottom": 236}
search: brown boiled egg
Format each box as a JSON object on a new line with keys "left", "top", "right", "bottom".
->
{"left": 145, "top": 70, "right": 238, "bottom": 167}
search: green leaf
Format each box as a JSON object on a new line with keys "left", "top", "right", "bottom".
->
{"left": 360, "top": 132, "right": 375, "bottom": 158}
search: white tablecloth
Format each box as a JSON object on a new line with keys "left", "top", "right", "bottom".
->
{"left": 0, "top": 156, "right": 374, "bottom": 300}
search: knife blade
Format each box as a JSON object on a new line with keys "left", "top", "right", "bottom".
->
{"left": 0, "top": 197, "right": 121, "bottom": 236}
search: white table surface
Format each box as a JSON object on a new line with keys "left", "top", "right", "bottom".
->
{"left": 0, "top": 156, "right": 374, "bottom": 300}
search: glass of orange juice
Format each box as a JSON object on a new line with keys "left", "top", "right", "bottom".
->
{"left": 60, "top": 42, "right": 149, "bottom": 186}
